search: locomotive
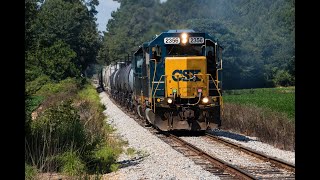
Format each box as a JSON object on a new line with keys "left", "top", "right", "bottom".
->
{"left": 99, "top": 29, "right": 223, "bottom": 131}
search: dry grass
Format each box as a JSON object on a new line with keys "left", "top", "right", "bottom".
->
{"left": 222, "top": 103, "right": 295, "bottom": 151}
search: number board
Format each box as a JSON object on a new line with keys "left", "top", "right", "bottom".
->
{"left": 164, "top": 37, "right": 180, "bottom": 44}
{"left": 189, "top": 37, "right": 204, "bottom": 44}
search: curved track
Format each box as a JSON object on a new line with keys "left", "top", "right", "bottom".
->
{"left": 105, "top": 92, "right": 295, "bottom": 179}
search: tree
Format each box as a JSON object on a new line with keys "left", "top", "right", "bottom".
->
{"left": 26, "top": 40, "right": 79, "bottom": 82}
{"left": 31, "top": 0, "right": 100, "bottom": 74}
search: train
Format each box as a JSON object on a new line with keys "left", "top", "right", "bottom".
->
{"left": 98, "top": 29, "right": 223, "bottom": 131}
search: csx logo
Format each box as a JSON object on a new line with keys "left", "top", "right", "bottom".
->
{"left": 172, "top": 69, "right": 201, "bottom": 81}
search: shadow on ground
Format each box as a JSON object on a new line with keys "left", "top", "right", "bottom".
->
{"left": 117, "top": 156, "right": 145, "bottom": 169}
{"left": 207, "top": 129, "right": 256, "bottom": 142}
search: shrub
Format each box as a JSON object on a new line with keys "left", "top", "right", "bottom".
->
{"left": 273, "top": 70, "right": 293, "bottom": 87}
{"left": 25, "top": 80, "right": 125, "bottom": 176}
{"left": 36, "top": 77, "right": 78, "bottom": 97}
{"left": 25, "top": 163, "right": 38, "bottom": 180}
{"left": 56, "top": 151, "right": 85, "bottom": 176}
{"left": 89, "top": 143, "right": 123, "bottom": 174}
{"left": 26, "top": 100, "right": 86, "bottom": 172}
{"left": 25, "top": 75, "right": 51, "bottom": 96}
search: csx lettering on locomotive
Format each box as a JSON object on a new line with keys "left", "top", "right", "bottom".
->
{"left": 172, "top": 69, "right": 201, "bottom": 81}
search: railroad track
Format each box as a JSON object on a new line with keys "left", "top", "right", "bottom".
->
{"left": 205, "top": 132, "right": 295, "bottom": 172}
{"left": 106, "top": 93, "right": 295, "bottom": 179}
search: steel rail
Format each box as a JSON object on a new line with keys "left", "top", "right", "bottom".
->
{"left": 164, "top": 132, "right": 258, "bottom": 180}
{"left": 205, "top": 132, "right": 295, "bottom": 172}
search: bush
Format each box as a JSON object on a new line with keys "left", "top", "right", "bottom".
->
{"left": 26, "top": 100, "right": 86, "bottom": 172}
{"left": 56, "top": 151, "right": 85, "bottom": 176}
{"left": 25, "top": 163, "right": 37, "bottom": 180}
{"left": 273, "top": 70, "right": 293, "bottom": 87}
{"left": 25, "top": 80, "right": 125, "bottom": 176}
{"left": 36, "top": 78, "right": 78, "bottom": 97}
{"left": 89, "top": 143, "right": 123, "bottom": 174}
{"left": 25, "top": 75, "right": 51, "bottom": 96}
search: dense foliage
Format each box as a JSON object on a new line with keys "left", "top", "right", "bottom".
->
{"left": 25, "top": 0, "right": 123, "bottom": 177}
{"left": 98, "top": 0, "right": 295, "bottom": 89}
{"left": 25, "top": 0, "right": 100, "bottom": 84}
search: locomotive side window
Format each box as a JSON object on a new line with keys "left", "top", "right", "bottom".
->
{"left": 134, "top": 49, "right": 143, "bottom": 75}
{"left": 151, "top": 45, "right": 161, "bottom": 62}
{"left": 206, "top": 40, "right": 217, "bottom": 76}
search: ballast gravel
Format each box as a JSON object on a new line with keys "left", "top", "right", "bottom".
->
{"left": 99, "top": 92, "right": 220, "bottom": 180}
{"left": 207, "top": 129, "right": 295, "bottom": 165}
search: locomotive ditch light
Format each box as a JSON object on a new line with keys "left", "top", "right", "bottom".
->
{"left": 202, "top": 97, "right": 209, "bottom": 103}
{"left": 167, "top": 98, "right": 173, "bottom": 104}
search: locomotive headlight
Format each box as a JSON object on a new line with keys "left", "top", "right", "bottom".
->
{"left": 167, "top": 98, "right": 173, "bottom": 104}
{"left": 202, "top": 97, "right": 209, "bottom": 103}
{"left": 181, "top": 33, "right": 188, "bottom": 44}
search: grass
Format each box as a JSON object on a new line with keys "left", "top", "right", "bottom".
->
{"left": 221, "top": 87, "right": 295, "bottom": 151}
{"left": 25, "top": 78, "right": 125, "bottom": 177}
{"left": 223, "top": 86, "right": 295, "bottom": 120}
{"left": 25, "top": 163, "right": 38, "bottom": 180}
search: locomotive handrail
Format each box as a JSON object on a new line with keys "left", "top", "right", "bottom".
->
{"left": 208, "top": 73, "right": 223, "bottom": 115}
{"left": 150, "top": 58, "right": 157, "bottom": 112}
{"left": 152, "top": 74, "right": 167, "bottom": 112}
{"left": 193, "top": 73, "right": 224, "bottom": 115}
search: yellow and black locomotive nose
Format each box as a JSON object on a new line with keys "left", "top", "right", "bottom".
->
{"left": 165, "top": 56, "right": 208, "bottom": 98}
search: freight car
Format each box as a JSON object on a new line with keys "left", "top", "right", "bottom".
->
{"left": 99, "top": 29, "right": 223, "bottom": 131}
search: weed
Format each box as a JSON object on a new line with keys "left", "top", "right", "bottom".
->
{"left": 56, "top": 151, "right": 85, "bottom": 176}
{"left": 25, "top": 163, "right": 38, "bottom": 180}
{"left": 125, "top": 148, "right": 136, "bottom": 157}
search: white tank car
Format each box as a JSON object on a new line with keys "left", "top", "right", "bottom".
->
{"left": 103, "top": 64, "right": 116, "bottom": 93}
{"left": 127, "top": 64, "right": 134, "bottom": 92}
{"left": 111, "top": 62, "right": 124, "bottom": 91}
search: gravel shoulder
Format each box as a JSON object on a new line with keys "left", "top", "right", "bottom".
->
{"left": 100, "top": 92, "right": 220, "bottom": 180}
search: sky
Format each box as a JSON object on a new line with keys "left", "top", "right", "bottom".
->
{"left": 95, "top": 0, "right": 120, "bottom": 33}
{"left": 95, "top": 0, "right": 167, "bottom": 33}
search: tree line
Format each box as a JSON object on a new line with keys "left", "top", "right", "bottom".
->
{"left": 98, "top": 0, "right": 295, "bottom": 89}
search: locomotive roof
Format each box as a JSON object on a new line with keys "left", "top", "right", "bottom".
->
{"left": 145, "top": 29, "right": 218, "bottom": 47}
{"left": 133, "top": 29, "right": 222, "bottom": 54}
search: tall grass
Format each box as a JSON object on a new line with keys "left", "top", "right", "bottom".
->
{"left": 25, "top": 78, "right": 124, "bottom": 177}
{"left": 222, "top": 87, "right": 295, "bottom": 151}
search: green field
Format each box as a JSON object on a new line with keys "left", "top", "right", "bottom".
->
{"left": 223, "top": 87, "right": 295, "bottom": 120}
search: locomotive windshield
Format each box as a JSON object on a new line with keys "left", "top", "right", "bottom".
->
{"left": 166, "top": 44, "right": 203, "bottom": 56}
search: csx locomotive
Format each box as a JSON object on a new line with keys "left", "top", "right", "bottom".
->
{"left": 99, "top": 29, "right": 223, "bottom": 131}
